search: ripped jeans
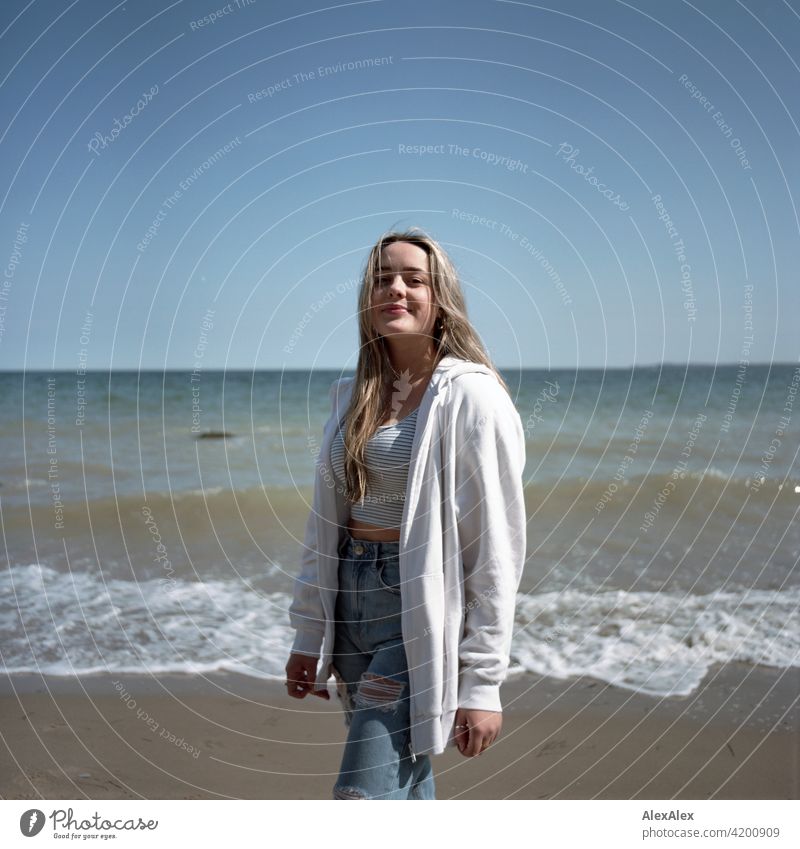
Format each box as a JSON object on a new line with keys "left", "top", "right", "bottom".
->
{"left": 329, "top": 530, "right": 436, "bottom": 800}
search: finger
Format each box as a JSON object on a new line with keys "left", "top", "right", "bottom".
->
{"left": 466, "top": 729, "right": 487, "bottom": 758}
{"left": 296, "top": 664, "right": 329, "bottom": 700}
{"left": 453, "top": 713, "right": 469, "bottom": 753}
{"left": 287, "top": 680, "right": 308, "bottom": 698}
{"left": 304, "top": 666, "right": 317, "bottom": 690}
{"left": 286, "top": 669, "right": 311, "bottom": 698}
{"left": 457, "top": 713, "right": 477, "bottom": 756}
{"left": 478, "top": 737, "right": 492, "bottom": 756}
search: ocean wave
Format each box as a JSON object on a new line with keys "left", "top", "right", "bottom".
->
{"left": 514, "top": 586, "right": 800, "bottom": 696}
{"left": 1, "top": 564, "right": 798, "bottom": 697}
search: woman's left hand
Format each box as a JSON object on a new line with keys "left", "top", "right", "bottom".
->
{"left": 453, "top": 708, "right": 502, "bottom": 757}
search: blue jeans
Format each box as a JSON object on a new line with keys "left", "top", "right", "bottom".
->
{"left": 330, "top": 530, "right": 436, "bottom": 800}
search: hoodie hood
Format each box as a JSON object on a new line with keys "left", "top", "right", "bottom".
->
{"left": 429, "top": 354, "right": 495, "bottom": 395}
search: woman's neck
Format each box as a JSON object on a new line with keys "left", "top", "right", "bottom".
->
{"left": 384, "top": 338, "right": 438, "bottom": 379}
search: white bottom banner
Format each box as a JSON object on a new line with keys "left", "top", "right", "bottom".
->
{"left": 1, "top": 800, "right": 797, "bottom": 847}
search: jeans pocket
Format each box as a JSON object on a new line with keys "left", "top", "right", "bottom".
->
{"left": 376, "top": 557, "right": 401, "bottom": 595}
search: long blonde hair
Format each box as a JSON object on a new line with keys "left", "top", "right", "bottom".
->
{"left": 340, "top": 227, "right": 509, "bottom": 506}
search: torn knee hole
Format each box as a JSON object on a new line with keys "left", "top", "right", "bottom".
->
{"left": 353, "top": 672, "right": 405, "bottom": 712}
{"left": 333, "top": 784, "right": 368, "bottom": 800}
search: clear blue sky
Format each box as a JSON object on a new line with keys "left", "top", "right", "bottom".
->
{"left": 0, "top": 0, "right": 797, "bottom": 369}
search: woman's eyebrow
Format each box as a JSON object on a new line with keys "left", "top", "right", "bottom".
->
{"left": 377, "top": 266, "right": 430, "bottom": 275}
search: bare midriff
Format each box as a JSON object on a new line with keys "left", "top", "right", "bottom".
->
{"left": 346, "top": 516, "right": 401, "bottom": 541}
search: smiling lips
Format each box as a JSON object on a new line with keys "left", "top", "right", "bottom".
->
{"left": 383, "top": 305, "right": 408, "bottom": 313}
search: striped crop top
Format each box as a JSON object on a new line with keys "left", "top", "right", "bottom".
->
{"left": 329, "top": 407, "right": 420, "bottom": 529}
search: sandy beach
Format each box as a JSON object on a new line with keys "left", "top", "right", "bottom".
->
{"left": 1, "top": 662, "right": 796, "bottom": 800}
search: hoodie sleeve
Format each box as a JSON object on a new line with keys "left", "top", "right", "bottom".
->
{"left": 453, "top": 374, "right": 527, "bottom": 712}
{"left": 287, "top": 379, "right": 342, "bottom": 657}
{"left": 287, "top": 494, "right": 326, "bottom": 657}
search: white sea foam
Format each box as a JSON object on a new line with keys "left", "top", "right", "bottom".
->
{"left": 514, "top": 586, "right": 800, "bottom": 696}
{"left": 0, "top": 564, "right": 294, "bottom": 681}
{"left": 2, "top": 564, "right": 798, "bottom": 696}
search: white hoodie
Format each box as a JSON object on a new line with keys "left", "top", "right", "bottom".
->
{"left": 288, "top": 354, "right": 527, "bottom": 757}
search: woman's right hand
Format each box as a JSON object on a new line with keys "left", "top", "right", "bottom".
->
{"left": 285, "top": 653, "right": 330, "bottom": 700}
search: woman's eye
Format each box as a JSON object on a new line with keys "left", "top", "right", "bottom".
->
{"left": 376, "top": 275, "right": 426, "bottom": 286}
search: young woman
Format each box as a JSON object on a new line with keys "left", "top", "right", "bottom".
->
{"left": 285, "top": 228, "right": 527, "bottom": 799}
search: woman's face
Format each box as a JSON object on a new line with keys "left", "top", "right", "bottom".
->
{"left": 370, "top": 241, "right": 439, "bottom": 341}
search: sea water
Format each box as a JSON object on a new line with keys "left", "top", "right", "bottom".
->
{"left": 1, "top": 365, "right": 798, "bottom": 696}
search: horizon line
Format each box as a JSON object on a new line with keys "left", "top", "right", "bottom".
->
{"left": 0, "top": 361, "right": 796, "bottom": 374}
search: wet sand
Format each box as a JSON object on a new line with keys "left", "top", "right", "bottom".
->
{"left": 1, "top": 662, "right": 797, "bottom": 800}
